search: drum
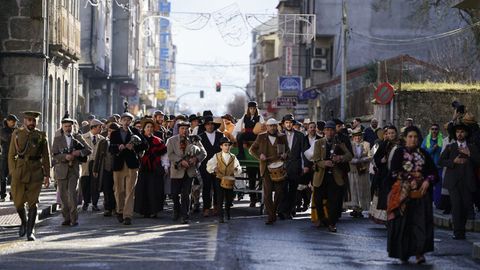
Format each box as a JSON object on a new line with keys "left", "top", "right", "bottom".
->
{"left": 220, "top": 176, "right": 236, "bottom": 189}
{"left": 267, "top": 161, "right": 286, "bottom": 182}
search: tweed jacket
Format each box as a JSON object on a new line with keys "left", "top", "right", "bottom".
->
{"left": 311, "top": 137, "right": 352, "bottom": 187}
{"left": 51, "top": 132, "right": 92, "bottom": 181}
{"left": 166, "top": 135, "right": 207, "bottom": 179}
{"left": 249, "top": 132, "right": 289, "bottom": 177}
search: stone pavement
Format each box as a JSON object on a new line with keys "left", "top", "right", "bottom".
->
{"left": 0, "top": 185, "right": 59, "bottom": 228}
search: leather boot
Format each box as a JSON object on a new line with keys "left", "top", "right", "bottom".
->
{"left": 226, "top": 208, "right": 231, "bottom": 220}
{"left": 26, "top": 207, "right": 37, "bottom": 241}
{"left": 17, "top": 208, "right": 27, "bottom": 237}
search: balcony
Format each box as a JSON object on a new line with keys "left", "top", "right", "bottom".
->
{"left": 49, "top": 7, "right": 80, "bottom": 61}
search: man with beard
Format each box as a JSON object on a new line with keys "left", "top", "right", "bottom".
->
{"left": 278, "top": 114, "right": 307, "bottom": 219}
{"left": 363, "top": 118, "right": 380, "bottom": 147}
{"left": 52, "top": 117, "right": 92, "bottom": 226}
{"left": 0, "top": 114, "right": 19, "bottom": 202}
{"left": 8, "top": 112, "right": 51, "bottom": 241}
{"left": 249, "top": 118, "right": 289, "bottom": 225}
{"left": 311, "top": 121, "right": 352, "bottom": 232}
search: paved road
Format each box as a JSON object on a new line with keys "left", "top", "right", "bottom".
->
{"left": 0, "top": 200, "right": 479, "bottom": 270}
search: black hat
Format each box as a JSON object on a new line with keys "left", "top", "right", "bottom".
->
{"left": 219, "top": 137, "right": 233, "bottom": 145}
{"left": 203, "top": 116, "right": 221, "bottom": 130}
{"left": 189, "top": 114, "right": 200, "bottom": 122}
{"left": 6, "top": 114, "right": 19, "bottom": 122}
{"left": 282, "top": 114, "right": 295, "bottom": 123}
{"left": 247, "top": 101, "right": 258, "bottom": 108}
{"left": 333, "top": 118, "right": 344, "bottom": 125}
{"left": 153, "top": 110, "right": 164, "bottom": 116}
{"left": 317, "top": 121, "right": 326, "bottom": 130}
{"left": 166, "top": 115, "right": 175, "bottom": 122}
{"left": 452, "top": 122, "right": 470, "bottom": 133}
{"left": 87, "top": 114, "right": 96, "bottom": 120}
{"left": 325, "top": 121, "right": 336, "bottom": 129}
{"left": 202, "top": 110, "right": 213, "bottom": 117}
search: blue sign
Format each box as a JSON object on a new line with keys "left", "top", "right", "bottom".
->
{"left": 279, "top": 76, "right": 302, "bottom": 92}
{"left": 160, "top": 33, "right": 170, "bottom": 44}
{"left": 160, "top": 79, "right": 170, "bottom": 89}
{"left": 160, "top": 18, "right": 170, "bottom": 28}
{"left": 160, "top": 2, "right": 171, "bottom": 13}
{"left": 160, "top": 48, "right": 169, "bottom": 59}
{"left": 298, "top": 90, "right": 318, "bottom": 100}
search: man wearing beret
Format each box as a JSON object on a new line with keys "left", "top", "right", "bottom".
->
{"left": 0, "top": 114, "right": 19, "bottom": 202}
{"left": 8, "top": 112, "right": 51, "bottom": 241}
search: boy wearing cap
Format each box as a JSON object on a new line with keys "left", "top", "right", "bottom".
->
{"left": 206, "top": 137, "right": 242, "bottom": 223}
{"left": 8, "top": 112, "right": 51, "bottom": 241}
{"left": 0, "top": 114, "right": 18, "bottom": 201}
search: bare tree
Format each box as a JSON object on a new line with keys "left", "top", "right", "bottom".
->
{"left": 226, "top": 94, "right": 246, "bottom": 119}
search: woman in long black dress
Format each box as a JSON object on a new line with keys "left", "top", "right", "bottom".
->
{"left": 134, "top": 118, "right": 168, "bottom": 218}
{"left": 371, "top": 126, "right": 400, "bottom": 224}
{"left": 387, "top": 126, "right": 438, "bottom": 264}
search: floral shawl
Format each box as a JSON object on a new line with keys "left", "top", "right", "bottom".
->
{"left": 387, "top": 146, "right": 437, "bottom": 220}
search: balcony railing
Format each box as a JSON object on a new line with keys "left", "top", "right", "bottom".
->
{"left": 49, "top": 7, "right": 80, "bottom": 60}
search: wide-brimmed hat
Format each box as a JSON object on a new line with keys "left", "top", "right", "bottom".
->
{"left": 219, "top": 137, "right": 233, "bottom": 145}
{"left": 351, "top": 127, "right": 363, "bottom": 137}
{"left": 266, "top": 118, "right": 279, "bottom": 125}
{"left": 141, "top": 118, "right": 155, "bottom": 130}
{"left": 462, "top": 112, "right": 477, "bottom": 125}
{"left": 203, "top": 116, "right": 221, "bottom": 130}
{"left": 166, "top": 115, "right": 175, "bottom": 122}
{"left": 282, "top": 114, "right": 295, "bottom": 123}
{"left": 453, "top": 122, "right": 470, "bottom": 133}
{"left": 325, "top": 121, "right": 336, "bottom": 129}
{"left": 202, "top": 110, "right": 213, "bottom": 117}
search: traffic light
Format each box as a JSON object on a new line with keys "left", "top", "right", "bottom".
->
{"left": 200, "top": 90, "right": 204, "bottom": 98}
{"left": 215, "top": 82, "right": 221, "bottom": 92}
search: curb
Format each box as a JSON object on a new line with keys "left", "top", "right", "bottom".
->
{"left": 474, "top": 242, "right": 480, "bottom": 259}
{"left": 38, "top": 202, "right": 60, "bottom": 221}
{"left": 433, "top": 212, "right": 480, "bottom": 232}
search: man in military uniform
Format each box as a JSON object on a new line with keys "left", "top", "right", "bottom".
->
{"left": 8, "top": 111, "right": 51, "bottom": 241}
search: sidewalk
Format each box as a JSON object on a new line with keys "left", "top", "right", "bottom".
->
{"left": 0, "top": 185, "right": 59, "bottom": 228}
{"left": 433, "top": 209, "right": 480, "bottom": 259}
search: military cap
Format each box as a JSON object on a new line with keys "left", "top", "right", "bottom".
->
{"left": 23, "top": 111, "right": 41, "bottom": 119}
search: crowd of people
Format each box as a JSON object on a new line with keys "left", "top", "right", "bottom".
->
{"left": 1, "top": 100, "right": 480, "bottom": 265}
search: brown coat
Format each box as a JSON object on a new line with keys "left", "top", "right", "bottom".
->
{"left": 311, "top": 137, "right": 352, "bottom": 187}
{"left": 249, "top": 132, "right": 289, "bottom": 177}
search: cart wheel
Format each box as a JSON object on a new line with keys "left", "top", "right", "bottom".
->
{"left": 259, "top": 204, "right": 264, "bottom": 215}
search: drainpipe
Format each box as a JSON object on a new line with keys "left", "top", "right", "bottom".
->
{"left": 42, "top": 0, "right": 50, "bottom": 132}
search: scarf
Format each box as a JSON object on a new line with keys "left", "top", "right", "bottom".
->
{"left": 425, "top": 132, "right": 443, "bottom": 149}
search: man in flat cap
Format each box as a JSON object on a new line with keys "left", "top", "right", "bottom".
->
{"left": 52, "top": 117, "right": 92, "bottom": 227}
{"left": 80, "top": 119, "right": 104, "bottom": 212}
{"left": 109, "top": 112, "right": 148, "bottom": 225}
{"left": 1, "top": 114, "right": 19, "bottom": 201}
{"left": 8, "top": 112, "right": 51, "bottom": 241}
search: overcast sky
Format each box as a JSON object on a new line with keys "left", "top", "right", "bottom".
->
{"left": 170, "top": 0, "right": 278, "bottom": 115}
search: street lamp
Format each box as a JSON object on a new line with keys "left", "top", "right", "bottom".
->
{"left": 222, "top": 84, "right": 254, "bottom": 101}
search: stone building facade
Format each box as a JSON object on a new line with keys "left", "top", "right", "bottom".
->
{"left": 0, "top": 0, "right": 81, "bottom": 141}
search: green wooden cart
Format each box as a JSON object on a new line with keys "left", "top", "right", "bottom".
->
{"left": 230, "top": 146, "right": 264, "bottom": 215}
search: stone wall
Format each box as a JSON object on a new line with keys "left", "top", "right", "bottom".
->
{"left": 393, "top": 90, "right": 480, "bottom": 135}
